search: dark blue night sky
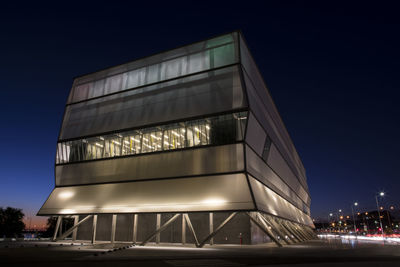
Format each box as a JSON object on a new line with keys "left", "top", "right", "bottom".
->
{"left": 1, "top": 1, "right": 399, "bottom": 225}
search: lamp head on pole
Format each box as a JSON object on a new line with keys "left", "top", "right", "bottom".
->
{"left": 379, "top": 192, "right": 385, "bottom": 197}
{"left": 354, "top": 202, "right": 358, "bottom": 206}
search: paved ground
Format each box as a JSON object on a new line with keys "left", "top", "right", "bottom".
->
{"left": 1, "top": 237, "right": 400, "bottom": 266}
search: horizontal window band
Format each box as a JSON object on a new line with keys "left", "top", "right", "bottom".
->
{"left": 56, "top": 112, "right": 248, "bottom": 165}
{"left": 72, "top": 41, "right": 236, "bottom": 89}
{"left": 58, "top": 108, "right": 249, "bottom": 143}
{"left": 55, "top": 141, "right": 245, "bottom": 167}
{"left": 68, "top": 58, "right": 240, "bottom": 106}
{"left": 73, "top": 31, "right": 239, "bottom": 81}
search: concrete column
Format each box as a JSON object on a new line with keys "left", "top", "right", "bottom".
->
{"left": 72, "top": 215, "right": 79, "bottom": 241}
{"left": 182, "top": 214, "right": 186, "bottom": 245}
{"left": 156, "top": 214, "right": 161, "bottom": 244}
{"left": 59, "top": 217, "right": 63, "bottom": 235}
{"left": 52, "top": 216, "right": 62, "bottom": 241}
{"left": 209, "top": 212, "right": 214, "bottom": 245}
{"left": 111, "top": 214, "right": 117, "bottom": 244}
{"left": 133, "top": 214, "right": 138, "bottom": 244}
{"left": 91, "top": 215, "right": 98, "bottom": 244}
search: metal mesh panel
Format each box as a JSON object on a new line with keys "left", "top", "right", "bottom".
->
{"left": 56, "top": 144, "right": 244, "bottom": 186}
{"left": 245, "top": 112, "right": 267, "bottom": 156}
{"left": 95, "top": 214, "right": 112, "bottom": 241}
{"left": 248, "top": 175, "right": 313, "bottom": 227}
{"left": 60, "top": 66, "right": 246, "bottom": 140}
{"left": 239, "top": 35, "right": 307, "bottom": 186}
{"left": 241, "top": 69, "right": 309, "bottom": 192}
{"left": 115, "top": 214, "right": 134, "bottom": 242}
{"left": 267, "top": 144, "right": 311, "bottom": 206}
{"left": 76, "top": 215, "right": 93, "bottom": 240}
{"left": 38, "top": 174, "right": 254, "bottom": 215}
{"left": 245, "top": 145, "right": 310, "bottom": 214}
{"left": 69, "top": 32, "right": 238, "bottom": 103}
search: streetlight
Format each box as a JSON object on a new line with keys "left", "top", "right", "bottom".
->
{"left": 375, "top": 192, "right": 385, "bottom": 240}
{"left": 351, "top": 202, "right": 358, "bottom": 238}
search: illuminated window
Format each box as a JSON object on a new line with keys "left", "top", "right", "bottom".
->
{"left": 56, "top": 112, "right": 247, "bottom": 164}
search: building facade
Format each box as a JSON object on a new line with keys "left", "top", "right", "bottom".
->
{"left": 38, "top": 31, "right": 315, "bottom": 246}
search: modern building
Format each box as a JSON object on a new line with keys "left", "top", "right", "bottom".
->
{"left": 38, "top": 31, "right": 315, "bottom": 246}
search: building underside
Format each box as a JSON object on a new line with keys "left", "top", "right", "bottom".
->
{"left": 39, "top": 31, "right": 315, "bottom": 246}
{"left": 52, "top": 212, "right": 316, "bottom": 247}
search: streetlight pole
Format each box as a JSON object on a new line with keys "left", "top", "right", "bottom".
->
{"left": 375, "top": 192, "right": 385, "bottom": 241}
{"left": 386, "top": 209, "right": 392, "bottom": 232}
{"left": 351, "top": 202, "right": 358, "bottom": 239}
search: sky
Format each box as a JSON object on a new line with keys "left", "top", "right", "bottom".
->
{"left": 1, "top": 1, "right": 399, "bottom": 227}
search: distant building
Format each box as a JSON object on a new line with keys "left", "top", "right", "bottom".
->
{"left": 315, "top": 209, "right": 400, "bottom": 234}
{"left": 357, "top": 210, "right": 397, "bottom": 234}
{"left": 38, "top": 31, "right": 314, "bottom": 246}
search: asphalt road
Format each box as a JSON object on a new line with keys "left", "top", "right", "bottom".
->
{"left": 1, "top": 237, "right": 400, "bottom": 266}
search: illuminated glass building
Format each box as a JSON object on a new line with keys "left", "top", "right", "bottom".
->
{"left": 38, "top": 31, "right": 315, "bottom": 246}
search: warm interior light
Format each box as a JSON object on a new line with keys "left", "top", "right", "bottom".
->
{"left": 58, "top": 191, "right": 74, "bottom": 199}
{"left": 95, "top": 142, "right": 104, "bottom": 148}
{"left": 60, "top": 209, "right": 76, "bottom": 214}
{"left": 201, "top": 198, "right": 227, "bottom": 206}
{"left": 150, "top": 134, "right": 160, "bottom": 139}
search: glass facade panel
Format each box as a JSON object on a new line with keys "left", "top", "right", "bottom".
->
{"left": 69, "top": 34, "right": 238, "bottom": 104}
{"left": 262, "top": 135, "right": 272, "bottom": 162}
{"left": 60, "top": 66, "right": 246, "bottom": 140}
{"left": 56, "top": 112, "right": 247, "bottom": 165}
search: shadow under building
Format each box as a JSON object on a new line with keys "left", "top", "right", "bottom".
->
{"left": 38, "top": 31, "right": 315, "bottom": 247}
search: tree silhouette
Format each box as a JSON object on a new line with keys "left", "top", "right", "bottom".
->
{"left": 0, "top": 207, "right": 25, "bottom": 238}
{"left": 43, "top": 216, "right": 74, "bottom": 238}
